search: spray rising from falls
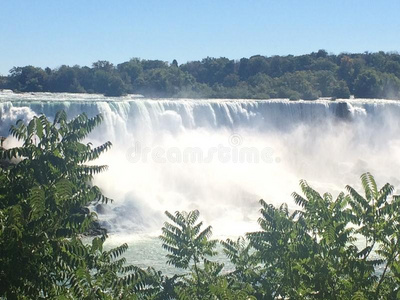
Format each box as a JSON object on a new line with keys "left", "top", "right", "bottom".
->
{"left": 1, "top": 92, "right": 400, "bottom": 236}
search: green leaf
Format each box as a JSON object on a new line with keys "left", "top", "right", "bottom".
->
{"left": 29, "top": 186, "right": 46, "bottom": 221}
{"left": 35, "top": 116, "right": 43, "bottom": 139}
{"left": 91, "top": 237, "right": 103, "bottom": 252}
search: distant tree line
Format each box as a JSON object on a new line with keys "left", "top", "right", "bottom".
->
{"left": 1, "top": 50, "right": 400, "bottom": 99}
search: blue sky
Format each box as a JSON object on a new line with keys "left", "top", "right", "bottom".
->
{"left": 1, "top": 0, "right": 400, "bottom": 75}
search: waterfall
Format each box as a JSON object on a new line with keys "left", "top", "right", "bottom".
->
{"left": 1, "top": 91, "right": 400, "bottom": 236}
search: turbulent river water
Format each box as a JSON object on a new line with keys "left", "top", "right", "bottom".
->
{"left": 1, "top": 91, "right": 400, "bottom": 271}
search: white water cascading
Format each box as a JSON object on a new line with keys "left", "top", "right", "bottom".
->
{"left": 1, "top": 92, "right": 400, "bottom": 238}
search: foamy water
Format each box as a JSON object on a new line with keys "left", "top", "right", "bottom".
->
{"left": 1, "top": 92, "right": 400, "bottom": 268}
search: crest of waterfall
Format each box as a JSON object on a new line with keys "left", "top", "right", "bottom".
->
{"left": 1, "top": 92, "right": 400, "bottom": 236}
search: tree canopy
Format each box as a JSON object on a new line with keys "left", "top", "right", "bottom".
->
{"left": 0, "top": 112, "right": 155, "bottom": 299}
{"left": 2, "top": 51, "right": 400, "bottom": 99}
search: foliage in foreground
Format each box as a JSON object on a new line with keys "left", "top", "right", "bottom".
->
{"left": 1, "top": 111, "right": 400, "bottom": 299}
{"left": 0, "top": 112, "right": 156, "bottom": 299}
{"left": 158, "top": 173, "right": 400, "bottom": 299}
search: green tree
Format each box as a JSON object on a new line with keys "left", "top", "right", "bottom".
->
{"left": 48, "top": 65, "right": 85, "bottom": 93}
{"left": 172, "top": 59, "right": 179, "bottom": 68}
{"left": 92, "top": 60, "right": 115, "bottom": 72}
{"left": 117, "top": 58, "right": 144, "bottom": 91}
{"left": 245, "top": 173, "right": 400, "bottom": 299}
{"left": 381, "top": 73, "right": 400, "bottom": 99}
{"left": 354, "top": 69, "right": 383, "bottom": 98}
{"left": 346, "top": 173, "right": 400, "bottom": 298}
{"left": 159, "top": 210, "right": 256, "bottom": 299}
{"left": 8, "top": 66, "right": 48, "bottom": 92}
{"left": 105, "top": 75, "right": 126, "bottom": 97}
{"left": 160, "top": 210, "right": 217, "bottom": 271}
{"left": 332, "top": 80, "right": 351, "bottom": 99}
{"left": 5, "top": 50, "right": 400, "bottom": 99}
{"left": 0, "top": 112, "right": 149, "bottom": 298}
{"left": 0, "top": 76, "right": 8, "bottom": 89}
{"left": 160, "top": 210, "right": 217, "bottom": 296}
{"left": 315, "top": 71, "right": 338, "bottom": 97}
